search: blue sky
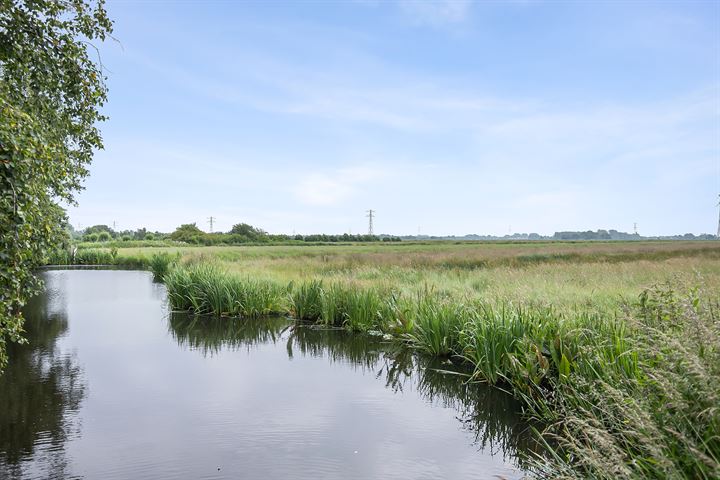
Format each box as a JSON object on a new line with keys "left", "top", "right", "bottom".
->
{"left": 67, "top": 0, "right": 720, "bottom": 236}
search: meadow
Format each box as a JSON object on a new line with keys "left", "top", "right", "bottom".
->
{"left": 48, "top": 240, "right": 720, "bottom": 478}
{"left": 64, "top": 240, "right": 720, "bottom": 310}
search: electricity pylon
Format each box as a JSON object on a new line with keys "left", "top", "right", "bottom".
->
{"left": 716, "top": 195, "right": 720, "bottom": 239}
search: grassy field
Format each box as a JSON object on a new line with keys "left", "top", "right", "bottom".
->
{"left": 51, "top": 240, "right": 720, "bottom": 478}
{"left": 81, "top": 240, "right": 720, "bottom": 311}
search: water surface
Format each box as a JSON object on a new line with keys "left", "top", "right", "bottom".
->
{"left": 0, "top": 270, "right": 533, "bottom": 479}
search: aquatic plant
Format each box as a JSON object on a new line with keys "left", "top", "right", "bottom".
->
{"left": 290, "top": 280, "right": 323, "bottom": 321}
{"left": 149, "top": 252, "right": 179, "bottom": 281}
{"left": 407, "top": 296, "right": 468, "bottom": 356}
{"left": 163, "top": 264, "right": 286, "bottom": 318}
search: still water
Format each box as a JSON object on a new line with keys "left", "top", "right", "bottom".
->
{"left": 0, "top": 270, "right": 533, "bottom": 479}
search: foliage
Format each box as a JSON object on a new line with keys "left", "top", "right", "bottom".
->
{"left": 169, "top": 223, "right": 204, "bottom": 243}
{"left": 149, "top": 252, "right": 179, "bottom": 281}
{"left": 163, "top": 264, "right": 286, "bottom": 317}
{"left": 166, "top": 221, "right": 398, "bottom": 245}
{"left": 84, "top": 224, "right": 114, "bottom": 235}
{"left": 528, "top": 285, "right": 719, "bottom": 479}
{"left": 229, "top": 222, "right": 266, "bottom": 241}
{"left": 0, "top": 0, "right": 112, "bottom": 370}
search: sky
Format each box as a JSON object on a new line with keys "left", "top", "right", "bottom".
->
{"left": 66, "top": 0, "right": 720, "bottom": 236}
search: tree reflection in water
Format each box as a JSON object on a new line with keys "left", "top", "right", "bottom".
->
{"left": 168, "top": 313, "right": 541, "bottom": 469}
{"left": 0, "top": 282, "right": 86, "bottom": 479}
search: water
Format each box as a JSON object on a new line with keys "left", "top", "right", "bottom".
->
{"left": 0, "top": 270, "right": 534, "bottom": 479}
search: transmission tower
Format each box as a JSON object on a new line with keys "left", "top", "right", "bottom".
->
{"left": 208, "top": 216, "right": 215, "bottom": 233}
{"left": 366, "top": 209, "right": 375, "bottom": 235}
{"left": 716, "top": 194, "right": 720, "bottom": 239}
{"left": 633, "top": 222, "right": 638, "bottom": 235}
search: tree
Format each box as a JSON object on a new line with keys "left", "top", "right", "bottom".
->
{"left": 169, "top": 223, "right": 204, "bottom": 242}
{"left": 85, "top": 224, "right": 115, "bottom": 235}
{"left": 230, "top": 222, "right": 267, "bottom": 240}
{"left": 0, "top": 1, "right": 112, "bottom": 370}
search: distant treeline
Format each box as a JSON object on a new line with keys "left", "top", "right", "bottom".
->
{"left": 75, "top": 223, "right": 401, "bottom": 245}
{"left": 168, "top": 223, "right": 400, "bottom": 244}
{"left": 404, "top": 229, "right": 718, "bottom": 241}
{"left": 74, "top": 224, "right": 716, "bottom": 245}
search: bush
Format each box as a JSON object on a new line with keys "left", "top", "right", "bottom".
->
{"left": 97, "top": 231, "right": 111, "bottom": 242}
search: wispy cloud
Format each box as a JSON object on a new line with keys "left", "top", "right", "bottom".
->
{"left": 291, "top": 166, "right": 388, "bottom": 206}
{"left": 355, "top": 0, "right": 473, "bottom": 27}
{"left": 397, "top": 0, "right": 473, "bottom": 26}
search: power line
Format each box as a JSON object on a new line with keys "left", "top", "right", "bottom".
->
{"left": 366, "top": 209, "right": 375, "bottom": 236}
{"left": 208, "top": 216, "right": 215, "bottom": 233}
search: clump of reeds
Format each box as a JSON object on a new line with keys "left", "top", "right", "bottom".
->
{"left": 289, "top": 280, "right": 409, "bottom": 332}
{"left": 163, "top": 263, "right": 286, "bottom": 317}
{"left": 407, "top": 296, "right": 468, "bottom": 356}
{"left": 149, "top": 252, "right": 179, "bottom": 281}
{"left": 290, "top": 280, "right": 323, "bottom": 321}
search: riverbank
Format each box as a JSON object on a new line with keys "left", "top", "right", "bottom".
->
{"left": 45, "top": 241, "right": 720, "bottom": 477}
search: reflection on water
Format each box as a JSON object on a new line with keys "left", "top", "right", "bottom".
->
{"left": 1, "top": 270, "right": 536, "bottom": 479}
{"left": 0, "top": 277, "right": 86, "bottom": 479}
{"left": 169, "top": 313, "right": 537, "bottom": 468}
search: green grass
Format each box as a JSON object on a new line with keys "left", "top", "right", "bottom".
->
{"left": 526, "top": 284, "right": 719, "bottom": 479}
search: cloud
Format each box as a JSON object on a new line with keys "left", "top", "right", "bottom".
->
{"left": 397, "top": 0, "right": 473, "bottom": 26}
{"left": 291, "top": 166, "right": 387, "bottom": 206}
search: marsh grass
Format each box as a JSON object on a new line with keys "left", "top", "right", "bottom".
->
{"left": 164, "top": 264, "right": 286, "bottom": 318}
{"left": 408, "top": 296, "right": 468, "bottom": 356}
{"left": 149, "top": 252, "right": 179, "bottom": 281}
{"left": 526, "top": 285, "right": 719, "bottom": 479}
